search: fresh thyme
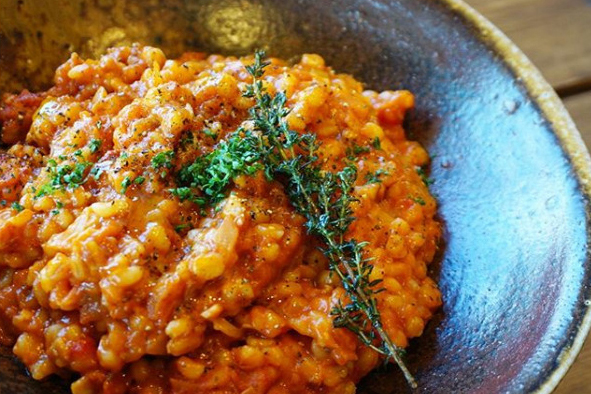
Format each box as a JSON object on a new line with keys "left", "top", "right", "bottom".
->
{"left": 171, "top": 51, "right": 417, "bottom": 387}
{"left": 244, "top": 52, "right": 416, "bottom": 387}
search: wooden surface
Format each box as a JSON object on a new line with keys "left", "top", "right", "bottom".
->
{"left": 464, "top": 0, "right": 591, "bottom": 392}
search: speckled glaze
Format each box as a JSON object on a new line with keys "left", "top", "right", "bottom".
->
{"left": 1, "top": 0, "right": 590, "bottom": 393}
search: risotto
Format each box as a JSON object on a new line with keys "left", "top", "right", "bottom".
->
{"left": 0, "top": 45, "right": 441, "bottom": 394}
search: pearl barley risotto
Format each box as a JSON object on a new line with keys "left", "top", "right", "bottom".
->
{"left": 0, "top": 45, "right": 441, "bottom": 394}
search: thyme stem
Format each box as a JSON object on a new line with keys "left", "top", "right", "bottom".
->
{"left": 244, "top": 52, "right": 417, "bottom": 388}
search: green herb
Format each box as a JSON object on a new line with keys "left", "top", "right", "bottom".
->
{"left": 372, "top": 137, "right": 381, "bottom": 150}
{"left": 134, "top": 176, "right": 146, "bottom": 185}
{"left": 74, "top": 150, "right": 83, "bottom": 157}
{"left": 59, "top": 162, "right": 89, "bottom": 187}
{"left": 0, "top": 200, "right": 6, "bottom": 207}
{"left": 120, "top": 152, "right": 129, "bottom": 160}
{"left": 169, "top": 51, "right": 416, "bottom": 387}
{"left": 180, "top": 131, "right": 195, "bottom": 147}
{"left": 173, "top": 134, "right": 262, "bottom": 206}
{"left": 151, "top": 151, "right": 174, "bottom": 169}
{"left": 346, "top": 143, "right": 370, "bottom": 159}
{"left": 89, "top": 139, "right": 102, "bottom": 153}
{"left": 174, "top": 223, "right": 191, "bottom": 233}
{"left": 411, "top": 196, "right": 426, "bottom": 206}
{"left": 202, "top": 128, "right": 218, "bottom": 141}
{"left": 120, "top": 176, "right": 132, "bottom": 194}
{"left": 365, "top": 169, "right": 389, "bottom": 184}
{"left": 416, "top": 167, "right": 434, "bottom": 186}
{"left": 90, "top": 166, "right": 103, "bottom": 180}
{"left": 56, "top": 201, "right": 64, "bottom": 209}
{"left": 151, "top": 151, "right": 175, "bottom": 178}
{"left": 11, "top": 202, "right": 24, "bottom": 212}
{"left": 37, "top": 160, "right": 91, "bottom": 197}
{"left": 35, "top": 183, "right": 56, "bottom": 197}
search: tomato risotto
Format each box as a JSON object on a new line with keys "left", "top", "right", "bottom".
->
{"left": 0, "top": 45, "right": 441, "bottom": 394}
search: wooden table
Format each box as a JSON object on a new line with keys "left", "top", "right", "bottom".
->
{"left": 463, "top": 0, "right": 591, "bottom": 392}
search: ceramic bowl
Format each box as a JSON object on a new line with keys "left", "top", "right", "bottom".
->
{"left": 1, "top": 0, "right": 590, "bottom": 393}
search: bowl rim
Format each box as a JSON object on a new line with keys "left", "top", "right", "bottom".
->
{"left": 438, "top": 0, "right": 591, "bottom": 392}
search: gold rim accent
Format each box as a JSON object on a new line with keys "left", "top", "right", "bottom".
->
{"left": 441, "top": 0, "right": 591, "bottom": 392}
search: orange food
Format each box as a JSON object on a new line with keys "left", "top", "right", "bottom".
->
{"left": 0, "top": 45, "right": 441, "bottom": 394}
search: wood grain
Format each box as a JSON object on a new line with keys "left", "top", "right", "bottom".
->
{"left": 464, "top": 0, "right": 591, "bottom": 94}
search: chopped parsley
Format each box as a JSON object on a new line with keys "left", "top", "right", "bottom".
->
{"left": 416, "top": 167, "right": 434, "bottom": 186}
{"left": 180, "top": 131, "right": 195, "bottom": 147}
{"left": 90, "top": 166, "right": 104, "bottom": 180}
{"left": 372, "top": 137, "right": 381, "bottom": 149}
{"left": 151, "top": 151, "right": 175, "bottom": 178}
{"left": 172, "top": 134, "right": 262, "bottom": 206}
{"left": 174, "top": 223, "right": 191, "bottom": 233}
{"left": 36, "top": 160, "right": 91, "bottom": 197}
{"left": 202, "top": 128, "right": 218, "bottom": 141}
{"left": 410, "top": 196, "right": 426, "bottom": 206}
{"left": 134, "top": 176, "right": 146, "bottom": 185}
{"left": 120, "top": 176, "right": 133, "bottom": 194}
{"left": 11, "top": 202, "right": 24, "bottom": 212}
{"left": 89, "top": 139, "right": 102, "bottom": 153}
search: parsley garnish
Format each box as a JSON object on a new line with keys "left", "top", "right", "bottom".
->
{"left": 174, "top": 223, "right": 191, "bottom": 233}
{"left": 172, "top": 136, "right": 262, "bottom": 206}
{"left": 411, "top": 196, "right": 426, "bottom": 206}
{"left": 11, "top": 202, "right": 24, "bottom": 212}
{"left": 202, "top": 128, "right": 218, "bottom": 141}
{"left": 416, "top": 167, "right": 434, "bottom": 186}
{"left": 120, "top": 176, "right": 132, "bottom": 194}
{"left": 37, "top": 160, "right": 91, "bottom": 197}
{"left": 372, "top": 137, "right": 381, "bottom": 149}
{"left": 151, "top": 151, "right": 175, "bottom": 178}
{"left": 134, "top": 176, "right": 146, "bottom": 185}
{"left": 89, "top": 139, "right": 102, "bottom": 153}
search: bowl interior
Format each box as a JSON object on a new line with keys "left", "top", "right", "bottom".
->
{"left": 1, "top": 0, "right": 590, "bottom": 393}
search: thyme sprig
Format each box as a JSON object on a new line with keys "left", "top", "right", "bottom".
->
{"left": 244, "top": 52, "right": 416, "bottom": 388}
{"left": 173, "top": 51, "right": 416, "bottom": 387}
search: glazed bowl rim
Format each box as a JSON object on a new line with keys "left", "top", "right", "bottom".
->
{"left": 436, "top": 0, "right": 591, "bottom": 392}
